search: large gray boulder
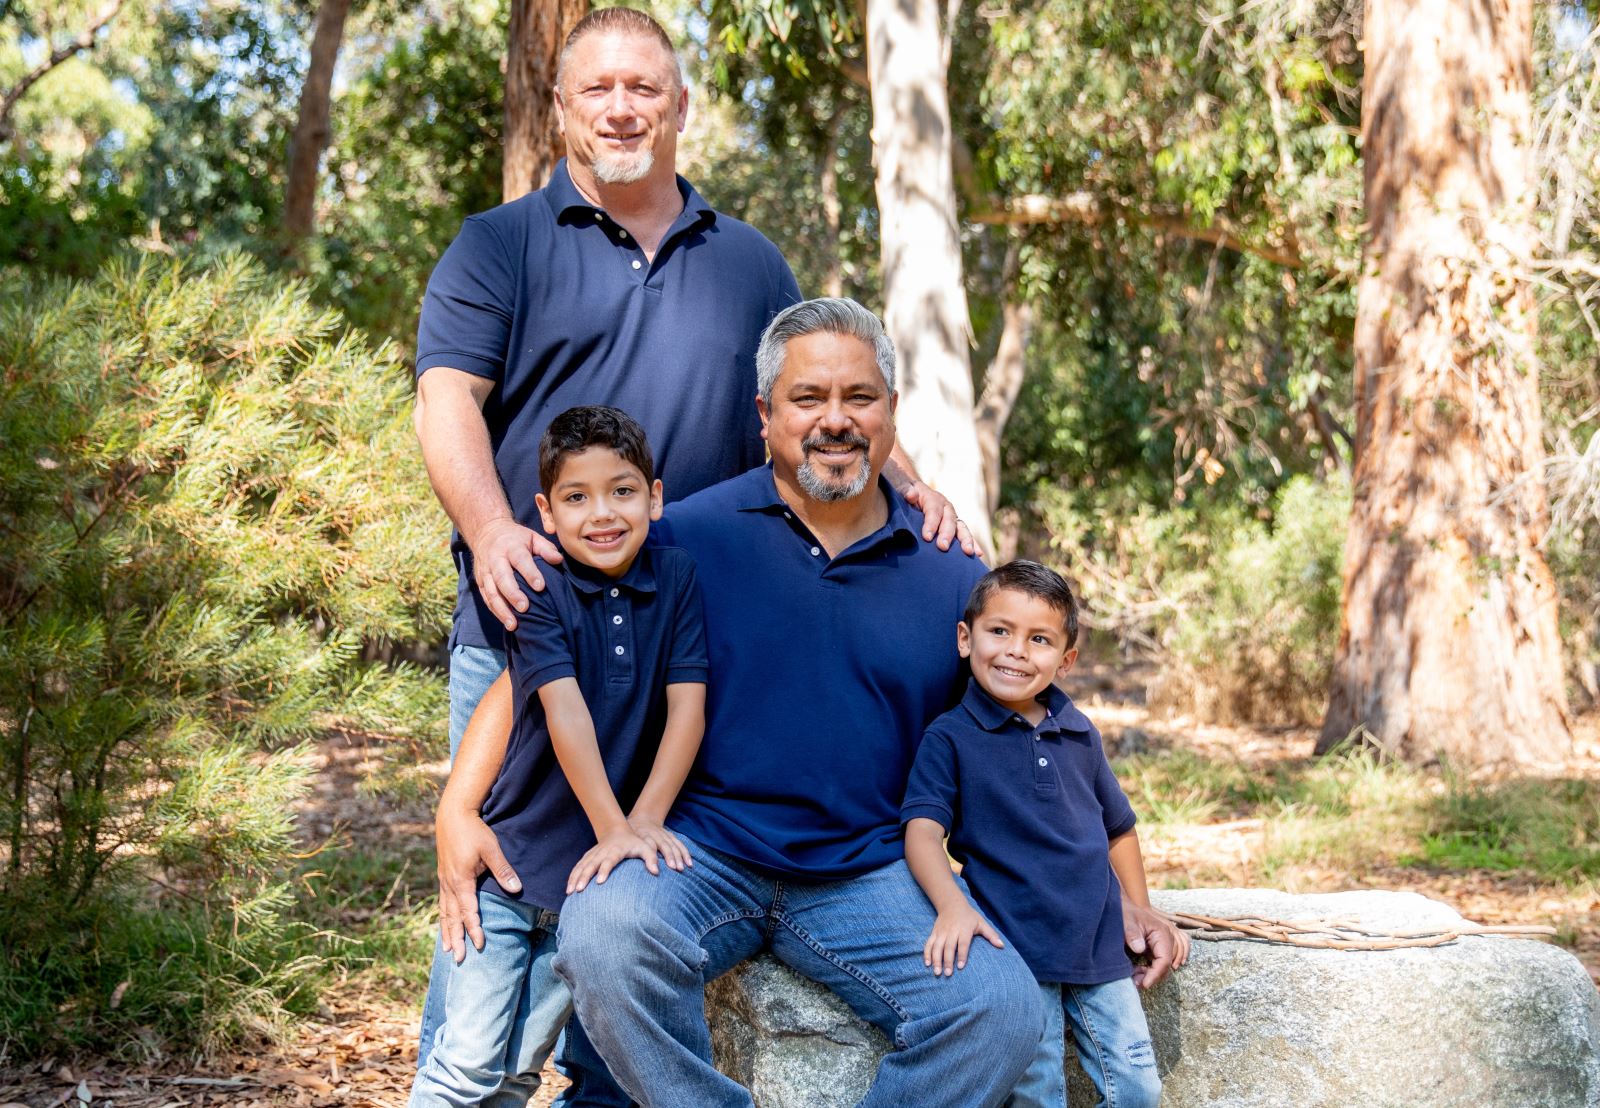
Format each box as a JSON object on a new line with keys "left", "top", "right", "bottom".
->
{"left": 704, "top": 888, "right": 1600, "bottom": 1107}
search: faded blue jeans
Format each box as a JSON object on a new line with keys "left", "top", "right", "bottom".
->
{"left": 554, "top": 834, "right": 1044, "bottom": 1108}
{"left": 410, "top": 891, "right": 569, "bottom": 1107}
{"left": 1008, "top": 978, "right": 1160, "bottom": 1108}
{"left": 416, "top": 644, "right": 630, "bottom": 1107}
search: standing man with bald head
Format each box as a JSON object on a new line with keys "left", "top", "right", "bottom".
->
{"left": 411, "top": 7, "right": 963, "bottom": 1101}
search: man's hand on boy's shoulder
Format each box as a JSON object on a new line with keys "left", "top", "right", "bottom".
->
{"left": 436, "top": 804, "right": 521, "bottom": 962}
{"left": 1122, "top": 900, "right": 1190, "bottom": 990}
{"left": 469, "top": 516, "right": 564, "bottom": 630}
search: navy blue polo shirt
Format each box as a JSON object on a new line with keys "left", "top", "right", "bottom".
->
{"left": 415, "top": 159, "right": 801, "bottom": 650}
{"left": 652, "top": 465, "right": 987, "bottom": 880}
{"left": 901, "top": 679, "right": 1137, "bottom": 985}
{"left": 478, "top": 546, "right": 708, "bottom": 911}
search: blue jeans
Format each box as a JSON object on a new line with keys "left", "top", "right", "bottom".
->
{"left": 554, "top": 834, "right": 1044, "bottom": 1108}
{"left": 1008, "top": 979, "right": 1160, "bottom": 1108}
{"left": 410, "top": 891, "right": 569, "bottom": 1107}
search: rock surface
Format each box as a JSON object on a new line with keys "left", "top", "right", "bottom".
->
{"left": 704, "top": 888, "right": 1600, "bottom": 1107}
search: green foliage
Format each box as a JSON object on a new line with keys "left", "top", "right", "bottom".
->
{"left": 1418, "top": 776, "right": 1600, "bottom": 882}
{"left": 0, "top": 251, "right": 449, "bottom": 1055}
{"left": 1042, "top": 474, "right": 1349, "bottom": 725}
{"left": 307, "top": 4, "right": 507, "bottom": 341}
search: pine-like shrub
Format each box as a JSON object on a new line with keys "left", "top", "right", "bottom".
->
{"left": 0, "top": 252, "right": 450, "bottom": 1056}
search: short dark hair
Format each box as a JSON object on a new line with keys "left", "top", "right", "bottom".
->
{"left": 538, "top": 405, "right": 654, "bottom": 493}
{"left": 963, "top": 560, "right": 1079, "bottom": 648}
{"left": 556, "top": 7, "right": 684, "bottom": 91}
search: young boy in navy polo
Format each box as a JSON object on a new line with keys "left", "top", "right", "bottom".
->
{"left": 411, "top": 406, "right": 708, "bottom": 1107}
{"left": 902, "top": 560, "right": 1171, "bottom": 1108}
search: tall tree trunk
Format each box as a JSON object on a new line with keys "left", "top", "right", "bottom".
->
{"left": 1319, "top": 0, "right": 1571, "bottom": 766}
{"left": 865, "top": 0, "right": 991, "bottom": 552}
{"left": 974, "top": 236, "right": 1032, "bottom": 516}
{"left": 817, "top": 102, "right": 848, "bottom": 299}
{"left": 284, "top": 0, "right": 352, "bottom": 243}
{"left": 504, "top": 0, "right": 587, "bottom": 202}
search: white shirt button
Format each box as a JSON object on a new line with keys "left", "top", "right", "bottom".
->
{"left": 609, "top": 588, "right": 619, "bottom": 597}
{"left": 612, "top": 615, "right": 623, "bottom": 625}
{"left": 615, "top": 645, "right": 626, "bottom": 656}
{"left": 594, "top": 210, "right": 603, "bottom": 220}
{"left": 1034, "top": 734, "right": 1042, "bottom": 741}
{"left": 810, "top": 546, "right": 821, "bottom": 557}
{"left": 618, "top": 229, "right": 629, "bottom": 239}
{"left": 631, "top": 259, "right": 642, "bottom": 270}
{"left": 783, "top": 511, "right": 792, "bottom": 519}
{"left": 1038, "top": 757, "right": 1048, "bottom": 767}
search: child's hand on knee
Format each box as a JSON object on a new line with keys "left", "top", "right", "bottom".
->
{"left": 568, "top": 825, "right": 666, "bottom": 894}
{"left": 923, "top": 904, "right": 1004, "bottom": 976}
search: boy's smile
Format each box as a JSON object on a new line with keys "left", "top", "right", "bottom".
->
{"left": 535, "top": 446, "right": 663, "bottom": 577}
{"left": 959, "top": 587, "right": 1079, "bottom": 719}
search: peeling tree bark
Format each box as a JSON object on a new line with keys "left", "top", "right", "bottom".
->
{"left": 283, "top": 0, "right": 352, "bottom": 244}
{"left": 1319, "top": 0, "right": 1571, "bottom": 766}
{"left": 503, "top": 0, "right": 587, "bottom": 203}
{"left": 865, "top": 0, "right": 991, "bottom": 549}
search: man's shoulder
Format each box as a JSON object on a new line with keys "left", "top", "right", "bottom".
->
{"left": 662, "top": 467, "right": 768, "bottom": 530}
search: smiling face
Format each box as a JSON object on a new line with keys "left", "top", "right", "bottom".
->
{"left": 958, "top": 587, "right": 1079, "bottom": 715}
{"left": 555, "top": 30, "right": 686, "bottom": 187}
{"left": 535, "top": 447, "right": 663, "bottom": 578}
{"left": 756, "top": 330, "right": 897, "bottom": 505}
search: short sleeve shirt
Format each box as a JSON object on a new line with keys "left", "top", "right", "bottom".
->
{"left": 415, "top": 159, "right": 801, "bottom": 650}
{"left": 651, "top": 466, "right": 988, "bottom": 880}
{"left": 901, "top": 679, "right": 1137, "bottom": 984}
{"left": 479, "top": 546, "right": 708, "bottom": 912}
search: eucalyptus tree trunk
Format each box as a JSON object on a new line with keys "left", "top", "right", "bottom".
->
{"left": 1319, "top": 0, "right": 1571, "bottom": 766}
{"left": 504, "top": 0, "right": 587, "bottom": 202}
{"left": 865, "top": 0, "right": 991, "bottom": 551}
{"left": 284, "top": 0, "right": 352, "bottom": 243}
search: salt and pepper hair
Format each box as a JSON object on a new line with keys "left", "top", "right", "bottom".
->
{"left": 755, "top": 298, "right": 897, "bottom": 406}
{"left": 555, "top": 7, "right": 686, "bottom": 92}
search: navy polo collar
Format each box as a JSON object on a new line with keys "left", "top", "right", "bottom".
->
{"left": 545, "top": 158, "right": 715, "bottom": 230}
{"left": 960, "top": 676, "right": 1092, "bottom": 735}
{"left": 732, "top": 465, "right": 918, "bottom": 544}
{"left": 560, "top": 545, "right": 659, "bottom": 596}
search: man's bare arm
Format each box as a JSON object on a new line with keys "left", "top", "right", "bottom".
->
{"left": 414, "top": 367, "right": 561, "bottom": 623}
{"left": 882, "top": 440, "right": 978, "bottom": 556}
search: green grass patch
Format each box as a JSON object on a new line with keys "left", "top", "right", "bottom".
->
{"left": 1121, "top": 743, "right": 1600, "bottom": 888}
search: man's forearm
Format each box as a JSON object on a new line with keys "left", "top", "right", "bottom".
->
{"left": 883, "top": 440, "right": 923, "bottom": 493}
{"left": 414, "top": 370, "right": 513, "bottom": 548}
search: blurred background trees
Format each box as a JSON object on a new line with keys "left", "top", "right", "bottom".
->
{"left": 3, "top": 0, "right": 1599, "bottom": 1056}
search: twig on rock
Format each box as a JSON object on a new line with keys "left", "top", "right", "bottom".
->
{"left": 1168, "top": 911, "right": 1557, "bottom": 950}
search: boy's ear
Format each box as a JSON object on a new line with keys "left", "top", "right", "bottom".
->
{"left": 648, "top": 478, "right": 664, "bottom": 521}
{"left": 1056, "top": 646, "right": 1079, "bottom": 679}
{"left": 956, "top": 620, "right": 972, "bottom": 659}
{"left": 535, "top": 492, "right": 556, "bottom": 535}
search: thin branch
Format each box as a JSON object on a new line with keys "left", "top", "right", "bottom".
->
{"left": 970, "top": 192, "right": 1304, "bottom": 269}
{"left": 0, "top": 0, "right": 126, "bottom": 144}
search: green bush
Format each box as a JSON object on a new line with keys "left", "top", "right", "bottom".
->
{"left": 0, "top": 251, "right": 450, "bottom": 1057}
{"left": 1041, "top": 474, "right": 1349, "bottom": 725}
